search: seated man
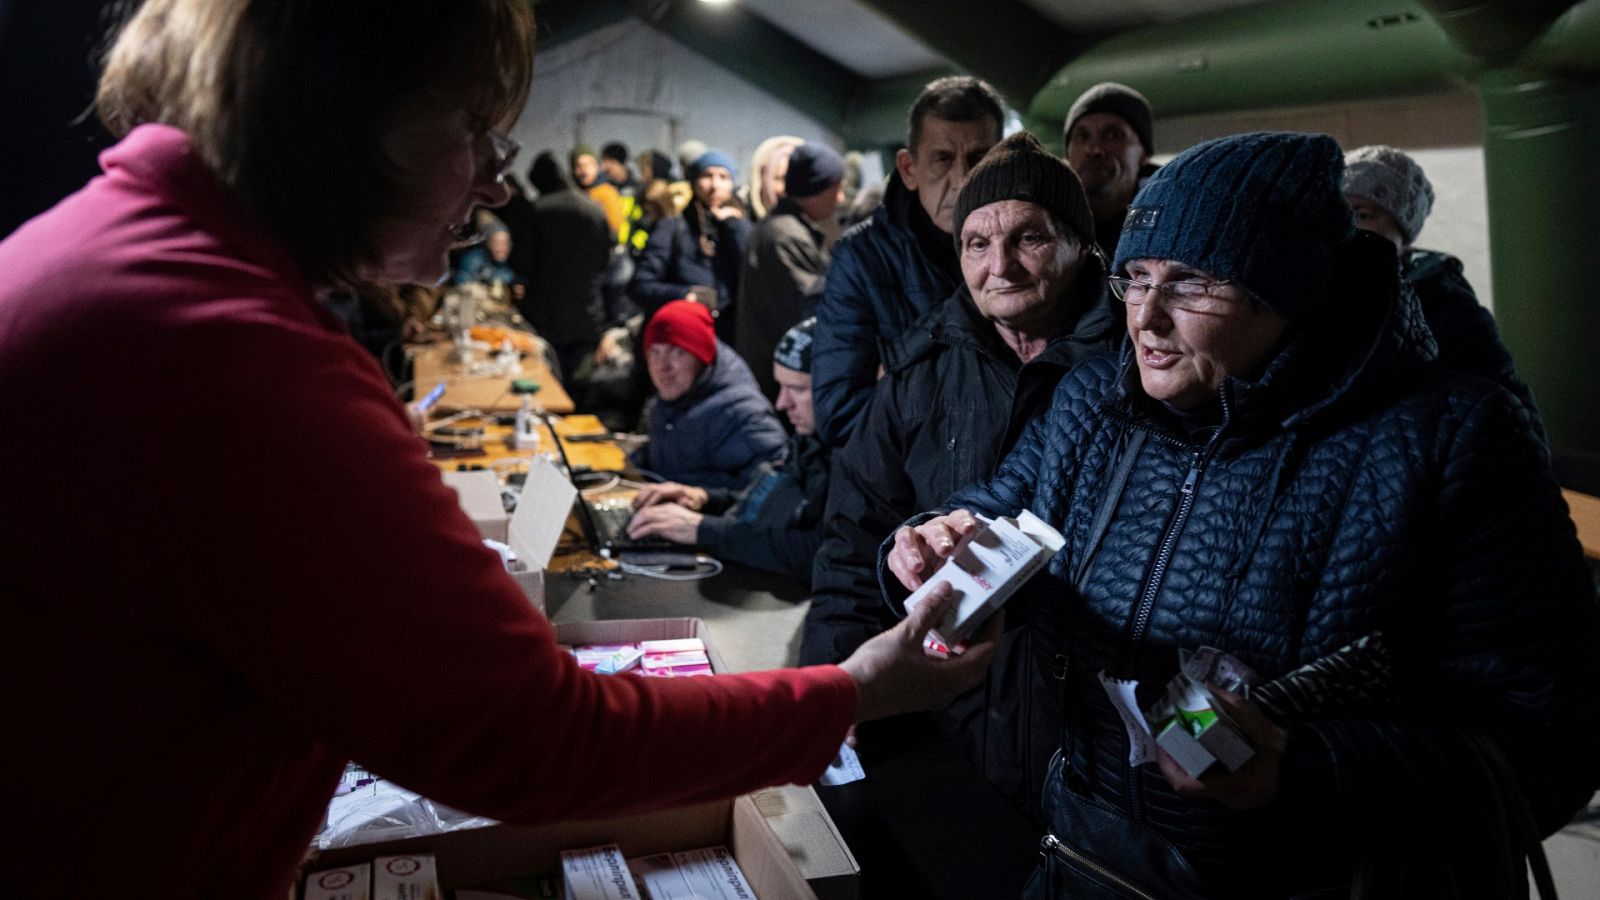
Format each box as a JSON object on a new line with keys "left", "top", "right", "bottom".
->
{"left": 802, "top": 132, "right": 1122, "bottom": 820}
{"left": 453, "top": 227, "right": 520, "bottom": 299}
{"left": 628, "top": 318, "right": 830, "bottom": 584}
{"left": 631, "top": 299, "right": 786, "bottom": 491}
{"left": 1342, "top": 144, "right": 1544, "bottom": 443}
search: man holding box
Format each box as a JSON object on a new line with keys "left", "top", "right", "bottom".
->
{"left": 802, "top": 132, "right": 1121, "bottom": 821}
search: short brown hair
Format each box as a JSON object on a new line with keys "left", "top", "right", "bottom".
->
{"left": 907, "top": 76, "right": 1006, "bottom": 154}
{"left": 97, "top": 0, "right": 535, "bottom": 288}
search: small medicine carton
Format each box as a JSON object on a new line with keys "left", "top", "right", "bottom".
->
{"left": 372, "top": 854, "right": 440, "bottom": 900}
{"left": 304, "top": 863, "right": 371, "bottom": 900}
{"left": 673, "top": 846, "right": 758, "bottom": 900}
{"left": 561, "top": 843, "right": 639, "bottom": 900}
{"left": 1148, "top": 673, "right": 1255, "bottom": 778}
{"left": 902, "top": 510, "right": 1065, "bottom": 649}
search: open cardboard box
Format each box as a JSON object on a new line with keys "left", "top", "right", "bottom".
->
{"left": 305, "top": 794, "right": 815, "bottom": 899}
{"left": 441, "top": 458, "right": 580, "bottom": 613}
{"left": 303, "top": 619, "right": 855, "bottom": 899}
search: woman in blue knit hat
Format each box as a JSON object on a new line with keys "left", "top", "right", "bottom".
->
{"left": 885, "top": 131, "right": 1600, "bottom": 897}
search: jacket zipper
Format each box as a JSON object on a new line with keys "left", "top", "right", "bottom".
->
{"left": 1041, "top": 833, "right": 1161, "bottom": 900}
{"left": 1115, "top": 395, "right": 1229, "bottom": 820}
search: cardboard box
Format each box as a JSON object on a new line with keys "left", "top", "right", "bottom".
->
{"left": 441, "top": 470, "right": 508, "bottom": 543}
{"left": 554, "top": 619, "right": 730, "bottom": 674}
{"left": 750, "top": 787, "right": 859, "bottom": 900}
{"left": 304, "top": 794, "right": 817, "bottom": 900}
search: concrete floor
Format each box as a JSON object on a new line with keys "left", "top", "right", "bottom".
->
{"left": 1544, "top": 793, "right": 1600, "bottom": 897}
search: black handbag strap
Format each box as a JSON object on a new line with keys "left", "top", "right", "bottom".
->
{"left": 1061, "top": 428, "right": 1147, "bottom": 789}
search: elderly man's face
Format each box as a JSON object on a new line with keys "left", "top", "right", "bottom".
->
{"left": 897, "top": 115, "right": 999, "bottom": 234}
{"left": 646, "top": 342, "right": 705, "bottom": 403}
{"left": 1067, "top": 112, "right": 1147, "bottom": 200}
{"left": 487, "top": 230, "right": 511, "bottom": 262}
{"left": 960, "top": 200, "right": 1085, "bottom": 334}
{"left": 1123, "top": 258, "right": 1290, "bottom": 410}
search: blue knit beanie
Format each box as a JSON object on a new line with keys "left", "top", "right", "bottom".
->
{"left": 1113, "top": 132, "right": 1352, "bottom": 323}
{"left": 688, "top": 149, "right": 739, "bottom": 181}
{"left": 773, "top": 317, "right": 816, "bottom": 373}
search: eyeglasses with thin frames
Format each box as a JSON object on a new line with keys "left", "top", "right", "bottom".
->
{"left": 483, "top": 128, "right": 520, "bottom": 184}
{"left": 1107, "top": 275, "right": 1249, "bottom": 316}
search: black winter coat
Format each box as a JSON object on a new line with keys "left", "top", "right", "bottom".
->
{"left": 802, "top": 278, "right": 1121, "bottom": 820}
{"left": 886, "top": 234, "right": 1600, "bottom": 896}
{"left": 695, "top": 434, "right": 830, "bottom": 584}
{"left": 811, "top": 172, "right": 963, "bottom": 447}
{"left": 627, "top": 204, "right": 751, "bottom": 345}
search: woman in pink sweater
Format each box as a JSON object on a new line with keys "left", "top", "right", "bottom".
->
{"left": 0, "top": 2, "right": 994, "bottom": 897}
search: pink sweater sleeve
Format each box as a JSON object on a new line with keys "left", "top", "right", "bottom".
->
{"left": 142, "top": 309, "right": 856, "bottom": 821}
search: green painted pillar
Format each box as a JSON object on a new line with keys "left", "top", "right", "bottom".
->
{"left": 1477, "top": 69, "right": 1600, "bottom": 449}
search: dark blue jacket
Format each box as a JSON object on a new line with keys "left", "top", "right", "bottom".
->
{"left": 634, "top": 342, "right": 786, "bottom": 491}
{"left": 884, "top": 233, "right": 1600, "bottom": 896}
{"left": 1405, "top": 248, "right": 1546, "bottom": 447}
{"left": 627, "top": 205, "right": 751, "bottom": 344}
{"left": 695, "top": 434, "right": 830, "bottom": 584}
{"left": 812, "top": 172, "right": 962, "bottom": 447}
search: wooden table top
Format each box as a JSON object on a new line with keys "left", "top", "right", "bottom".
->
{"left": 1563, "top": 489, "right": 1600, "bottom": 561}
{"left": 409, "top": 341, "right": 573, "bottom": 414}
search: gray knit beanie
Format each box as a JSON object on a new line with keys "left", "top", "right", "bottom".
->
{"left": 1342, "top": 145, "right": 1434, "bottom": 244}
{"left": 1064, "top": 82, "right": 1154, "bottom": 156}
{"left": 952, "top": 131, "right": 1095, "bottom": 248}
{"left": 1113, "top": 131, "right": 1353, "bottom": 324}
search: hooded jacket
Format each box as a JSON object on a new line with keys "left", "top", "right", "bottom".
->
{"left": 634, "top": 341, "right": 787, "bottom": 491}
{"left": 885, "top": 232, "right": 1600, "bottom": 896}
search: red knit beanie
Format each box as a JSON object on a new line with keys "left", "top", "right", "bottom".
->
{"left": 644, "top": 299, "right": 717, "bottom": 366}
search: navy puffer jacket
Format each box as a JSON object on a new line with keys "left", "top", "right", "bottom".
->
{"left": 634, "top": 341, "right": 786, "bottom": 491}
{"left": 811, "top": 172, "right": 962, "bottom": 447}
{"left": 884, "top": 234, "right": 1600, "bottom": 896}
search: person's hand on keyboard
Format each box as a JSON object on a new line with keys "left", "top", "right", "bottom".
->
{"left": 626, "top": 502, "right": 702, "bottom": 544}
{"left": 632, "top": 481, "right": 708, "bottom": 510}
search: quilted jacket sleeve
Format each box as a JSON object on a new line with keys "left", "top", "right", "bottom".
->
{"left": 1284, "top": 384, "right": 1600, "bottom": 857}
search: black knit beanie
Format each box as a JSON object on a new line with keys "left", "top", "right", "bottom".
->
{"left": 1112, "top": 131, "right": 1352, "bottom": 324}
{"left": 1064, "top": 82, "right": 1154, "bottom": 157}
{"left": 952, "top": 131, "right": 1095, "bottom": 248}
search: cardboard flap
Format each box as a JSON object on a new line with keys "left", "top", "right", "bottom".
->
{"left": 509, "top": 455, "right": 577, "bottom": 569}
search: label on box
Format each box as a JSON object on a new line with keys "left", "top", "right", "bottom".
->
{"left": 305, "top": 863, "right": 371, "bottom": 900}
{"left": 562, "top": 843, "right": 639, "bottom": 900}
{"left": 671, "top": 846, "right": 756, "bottom": 900}
{"left": 639, "top": 638, "right": 705, "bottom": 654}
{"left": 902, "top": 510, "right": 1065, "bottom": 645}
{"left": 627, "top": 853, "right": 688, "bottom": 899}
{"left": 373, "top": 854, "right": 440, "bottom": 900}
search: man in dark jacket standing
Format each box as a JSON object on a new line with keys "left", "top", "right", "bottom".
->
{"left": 627, "top": 150, "right": 750, "bottom": 345}
{"left": 628, "top": 318, "right": 831, "bottom": 584}
{"left": 736, "top": 142, "right": 843, "bottom": 400}
{"left": 1062, "top": 81, "right": 1160, "bottom": 256}
{"left": 811, "top": 76, "right": 1006, "bottom": 447}
{"left": 509, "top": 152, "right": 610, "bottom": 382}
{"left": 802, "top": 133, "right": 1122, "bottom": 820}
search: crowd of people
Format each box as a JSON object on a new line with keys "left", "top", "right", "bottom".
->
{"left": 2, "top": 1, "right": 1596, "bottom": 898}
